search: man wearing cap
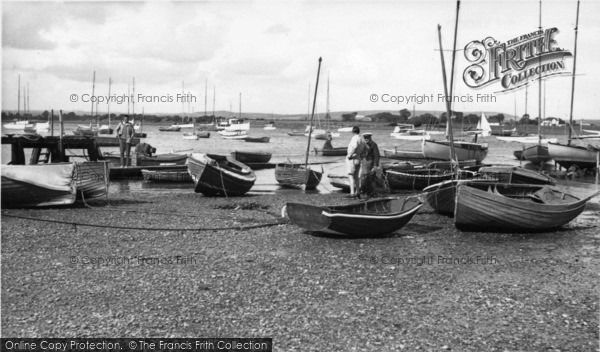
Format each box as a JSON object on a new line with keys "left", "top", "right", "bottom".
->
{"left": 346, "top": 126, "right": 367, "bottom": 197}
{"left": 115, "top": 114, "right": 135, "bottom": 167}
{"left": 361, "top": 132, "right": 380, "bottom": 198}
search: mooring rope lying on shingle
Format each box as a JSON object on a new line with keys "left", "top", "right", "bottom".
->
{"left": 1, "top": 212, "right": 288, "bottom": 232}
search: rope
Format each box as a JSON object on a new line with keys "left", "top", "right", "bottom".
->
{"left": 2, "top": 213, "right": 288, "bottom": 232}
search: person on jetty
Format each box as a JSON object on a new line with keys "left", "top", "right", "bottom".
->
{"left": 135, "top": 142, "right": 156, "bottom": 157}
{"left": 360, "top": 132, "right": 381, "bottom": 198}
{"left": 346, "top": 126, "right": 367, "bottom": 198}
{"left": 323, "top": 132, "right": 333, "bottom": 149}
{"left": 115, "top": 115, "right": 135, "bottom": 167}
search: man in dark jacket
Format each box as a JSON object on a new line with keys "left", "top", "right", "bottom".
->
{"left": 115, "top": 115, "right": 135, "bottom": 167}
{"left": 360, "top": 132, "right": 381, "bottom": 197}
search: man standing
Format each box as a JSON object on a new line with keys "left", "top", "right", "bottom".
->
{"left": 346, "top": 126, "right": 367, "bottom": 197}
{"left": 115, "top": 115, "right": 135, "bottom": 167}
{"left": 360, "top": 132, "right": 380, "bottom": 198}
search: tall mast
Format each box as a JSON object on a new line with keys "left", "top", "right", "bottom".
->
{"left": 132, "top": 77, "right": 136, "bottom": 120}
{"left": 537, "top": 0, "right": 542, "bottom": 145}
{"left": 27, "top": 82, "right": 30, "bottom": 118}
{"left": 107, "top": 78, "right": 112, "bottom": 127}
{"left": 445, "top": 0, "right": 460, "bottom": 139}
{"left": 212, "top": 85, "right": 216, "bottom": 117}
{"left": 204, "top": 78, "right": 208, "bottom": 117}
{"left": 438, "top": 25, "right": 456, "bottom": 165}
{"left": 326, "top": 75, "right": 330, "bottom": 131}
{"left": 17, "top": 74, "right": 20, "bottom": 117}
{"left": 239, "top": 92, "right": 242, "bottom": 119}
{"left": 567, "top": 0, "right": 580, "bottom": 146}
{"left": 304, "top": 57, "right": 323, "bottom": 173}
{"left": 307, "top": 83, "right": 310, "bottom": 121}
{"left": 91, "top": 71, "right": 96, "bottom": 122}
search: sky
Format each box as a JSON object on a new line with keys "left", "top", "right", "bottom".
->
{"left": 2, "top": 0, "right": 599, "bottom": 120}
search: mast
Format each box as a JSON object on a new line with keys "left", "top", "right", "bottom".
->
{"left": 239, "top": 92, "right": 242, "bottom": 119}
{"left": 27, "top": 82, "right": 30, "bottom": 118}
{"left": 181, "top": 81, "right": 185, "bottom": 123}
{"left": 91, "top": 71, "right": 96, "bottom": 123}
{"left": 17, "top": 74, "right": 20, "bottom": 117}
{"left": 537, "top": 0, "right": 542, "bottom": 145}
{"left": 326, "top": 75, "right": 330, "bottom": 131}
{"left": 107, "top": 78, "right": 112, "bottom": 127}
{"left": 307, "top": 83, "right": 310, "bottom": 121}
{"left": 212, "top": 85, "right": 216, "bottom": 118}
{"left": 567, "top": 0, "right": 580, "bottom": 146}
{"left": 304, "top": 57, "right": 323, "bottom": 173}
{"left": 132, "top": 77, "right": 136, "bottom": 121}
{"left": 204, "top": 78, "right": 208, "bottom": 117}
{"left": 127, "top": 84, "right": 130, "bottom": 115}
{"left": 445, "top": 0, "right": 460, "bottom": 139}
{"left": 438, "top": 25, "right": 457, "bottom": 166}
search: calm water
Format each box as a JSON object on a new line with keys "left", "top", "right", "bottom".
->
{"left": 2, "top": 123, "right": 598, "bottom": 199}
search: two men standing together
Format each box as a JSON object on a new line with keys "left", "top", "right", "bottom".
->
{"left": 346, "top": 126, "right": 380, "bottom": 198}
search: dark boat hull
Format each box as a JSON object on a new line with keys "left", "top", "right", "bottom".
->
{"left": 188, "top": 153, "right": 256, "bottom": 197}
{"left": 522, "top": 144, "right": 551, "bottom": 165}
{"left": 314, "top": 147, "right": 347, "bottom": 156}
{"left": 285, "top": 197, "right": 422, "bottom": 237}
{"left": 454, "top": 183, "right": 588, "bottom": 232}
{"left": 274, "top": 163, "right": 323, "bottom": 190}
{"left": 137, "top": 154, "right": 187, "bottom": 166}
{"left": 244, "top": 137, "right": 270, "bottom": 143}
{"left": 142, "top": 168, "right": 193, "bottom": 182}
{"left": 231, "top": 151, "right": 272, "bottom": 163}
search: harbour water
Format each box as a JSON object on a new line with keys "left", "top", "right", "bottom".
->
{"left": 2, "top": 122, "right": 599, "bottom": 199}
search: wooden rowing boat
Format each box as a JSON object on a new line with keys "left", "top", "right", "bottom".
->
{"left": 159, "top": 126, "right": 181, "bottom": 132}
{"left": 454, "top": 183, "right": 598, "bottom": 232}
{"left": 274, "top": 162, "right": 323, "bottom": 190}
{"left": 142, "top": 168, "right": 193, "bottom": 182}
{"left": 477, "top": 166, "right": 556, "bottom": 185}
{"left": 137, "top": 153, "right": 187, "bottom": 166}
{"left": 1, "top": 163, "right": 77, "bottom": 207}
{"left": 187, "top": 153, "right": 256, "bottom": 196}
{"left": 314, "top": 147, "right": 347, "bottom": 156}
{"left": 74, "top": 161, "right": 110, "bottom": 199}
{"left": 522, "top": 144, "right": 551, "bottom": 165}
{"left": 386, "top": 168, "right": 455, "bottom": 191}
{"left": 422, "top": 140, "right": 488, "bottom": 163}
{"left": 284, "top": 196, "right": 422, "bottom": 237}
{"left": 244, "top": 136, "right": 270, "bottom": 143}
{"left": 230, "top": 151, "right": 272, "bottom": 163}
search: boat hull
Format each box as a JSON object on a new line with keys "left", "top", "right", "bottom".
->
{"left": 1, "top": 163, "right": 77, "bottom": 207}
{"left": 188, "top": 153, "right": 256, "bottom": 197}
{"left": 454, "top": 183, "right": 587, "bottom": 232}
{"left": 382, "top": 148, "right": 424, "bottom": 160}
{"left": 74, "top": 161, "right": 110, "bottom": 199}
{"left": 142, "top": 168, "right": 193, "bottom": 182}
{"left": 244, "top": 137, "right": 270, "bottom": 143}
{"left": 422, "top": 140, "right": 488, "bottom": 163}
{"left": 522, "top": 144, "right": 551, "bottom": 164}
{"left": 275, "top": 163, "right": 322, "bottom": 190}
{"left": 386, "top": 169, "right": 454, "bottom": 191}
{"left": 285, "top": 197, "right": 422, "bottom": 237}
{"left": 314, "top": 147, "right": 347, "bottom": 156}
{"left": 547, "top": 142, "right": 598, "bottom": 169}
{"left": 231, "top": 151, "right": 272, "bottom": 163}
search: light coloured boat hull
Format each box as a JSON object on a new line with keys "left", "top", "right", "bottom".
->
{"left": 422, "top": 140, "right": 488, "bottom": 163}
{"left": 75, "top": 161, "right": 110, "bottom": 199}
{"left": 547, "top": 142, "right": 598, "bottom": 169}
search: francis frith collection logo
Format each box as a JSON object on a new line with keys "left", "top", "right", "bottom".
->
{"left": 463, "top": 27, "right": 572, "bottom": 91}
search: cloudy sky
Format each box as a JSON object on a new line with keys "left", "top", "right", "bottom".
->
{"left": 2, "top": 0, "right": 599, "bottom": 120}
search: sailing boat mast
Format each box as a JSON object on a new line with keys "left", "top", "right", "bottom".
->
{"left": 537, "top": 0, "right": 542, "bottom": 145}
{"left": 438, "top": 25, "right": 457, "bottom": 166}
{"left": 445, "top": 0, "right": 460, "bottom": 141}
{"left": 91, "top": 71, "right": 96, "bottom": 125}
{"left": 17, "top": 74, "right": 20, "bottom": 117}
{"left": 204, "top": 78, "right": 208, "bottom": 117}
{"left": 239, "top": 93, "right": 242, "bottom": 119}
{"left": 212, "top": 85, "right": 216, "bottom": 117}
{"left": 567, "top": 0, "right": 580, "bottom": 146}
{"left": 107, "top": 78, "right": 112, "bottom": 127}
{"left": 325, "top": 75, "right": 331, "bottom": 131}
{"left": 304, "top": 57, "right": 323, "bottom": 172}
